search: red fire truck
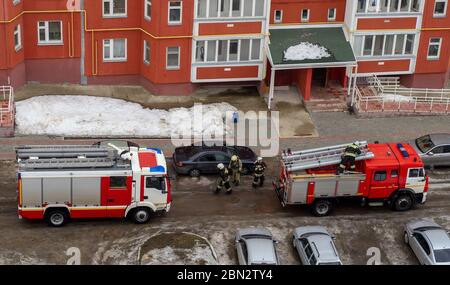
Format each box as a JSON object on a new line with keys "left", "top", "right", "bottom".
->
{"left": 274, "top": 141, "right": 429, "bottom": 216}
{"left": 16, "top": 145, "right": 171, "bottom": 227}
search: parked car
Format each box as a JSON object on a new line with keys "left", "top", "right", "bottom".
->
{"left": 173, "top": 144, "right": 257, "bottom": 177}
{"left": 410, "top": 134, "right": 450, "bottom": 168}
{"left": 235, "top": 227, "right": 280, "bottom": 265}
{"left": 292, "top": 226, "right": 342, "bottom": 265}
{"left": 404, "top": 219, "right": 450, "bottom": 265}
{"left": 92, "top": 140, "right": 140, "bottom": 150}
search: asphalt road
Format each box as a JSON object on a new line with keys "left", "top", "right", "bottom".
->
{"left": 1, "top": 157, "right": 450, "bottom": 265}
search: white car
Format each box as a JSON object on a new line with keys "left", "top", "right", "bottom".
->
{"left": 404, "top": 219, "right": 450, "bottom": 265}
{"left": 293, "top": 226, "right": 342, "bottom": 265}
{"left": 235, "top": 228, "right": 279, "bottom": 265}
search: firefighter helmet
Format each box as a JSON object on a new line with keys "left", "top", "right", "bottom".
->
{"left": 231, "top": 155, "right": 238, "bottom": 161}
{"left": 217, "top": 163, "right": 225, "bottom": 170}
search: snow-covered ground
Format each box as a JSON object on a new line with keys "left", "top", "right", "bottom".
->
{"left": 379, "top": 93, "right": 415, "bottom": 103}
{"left": 284, "top": 42, "right": 331, "bottom": 61}
{"left": 15, "top": 95, "right": 237, "bottom": 137}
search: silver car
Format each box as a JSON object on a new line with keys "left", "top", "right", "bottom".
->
{"left": 293, "top": 226, "right": 342, "bottom": 265}
{"left": 235, "top": 228, "right": 280, "bottom": 265}
{"left": 411, "top": 134, "right": 450, "bottom": 168}
{"left": 404, "top": 219, "right": 450, "bottom": 265}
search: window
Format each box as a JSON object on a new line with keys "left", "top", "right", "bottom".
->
{"left": 274, "top": 10, "right": 282, "bottom": 23}
{"left": 413, "top": 233, "right": 431, "bottom": 255}
{"left": 301, "top": 9, "right": 310, "bottom": 22}
{"left": 169, "top": 1, "right": 182, "bottom": 24}
{"left": 394, "top": 34, "right": 405, "bottom": 54}
{"left": 103, "top": 0, "right": 127, "bottom": 17}
{"left": 356, "top": 34, "right": 415, "bottom": 57}
{"left": 198, "top": 0, "right": 265, "bottom": 18}
{"left": 405, "top": 34, "right": 414, "bottom": 54}
{"left": 220, "top": 0, "right": 231, "bottom": 17}
{"left": 144, "top": 0, "right": 152, "bottom": 20}
{"left": 103, "top": 39, "right": 127, "bottom": 61}
{"left": 373, "top": 35, "right": 384, "bottom": 56}
{"left": 14, "top": 24, "right": 22, "bottom": 51}
{"left": 374, "top": 171, "right": 387, "bottom": 181}
{"left": 144, "top": 40, "right": 150, "bottom": 64}
{"left": 357, "top": 0, "right": 421, "bottom": 13}
{"left": 166, "top": 46, "right": 180, "bottom": 69}
{"left": 110, "top": 176, "right": 127, "bottom": 188}
{"left": 232, "top": 0, "right": 242, "bottom": 17}
{"left": 198, "top": 0, "right": 207, "bottom": 18}
{"left": 434, "top": 0, "right": 447, "bottom": 17}
{"left": 145, "top": 177, "right": 165, "bottom": 191}
{"left": 391, "top": 170, "right": 399, "bottom": 177}
{"left": 328, "top": 8, "right": 336, "bottom": 21}
{"left": 195, "top": 39, "right": 261, "bottom": 63}
{"left": 38, "top": 21, "right": 63, "bottom": 45}
{"left": 198, "top": 154, "right": 217, "bottom": 162}
{"left": 428, "top": 38, "right": 442, "bottom": 59}
{"left": 408, "top": 168, "right": 423, "bottom": 178}
{"left": 363, "top": 35, "right": 374, "bottom": 56}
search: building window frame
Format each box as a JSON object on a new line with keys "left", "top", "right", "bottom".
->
{"left": 103, "top": 38, "right": 128, "bottom": 62}
{"left": 354, "top": 33, "right": 416, "bottom": 58}
{"left": 37, "top": 21, "right": 63, "bottom": 45}
{"left": 144, "top": 40, "right": 151, "bottom": 64}
{"left": 301, "top": 9, "right": 310, "bottom": 22}
{"left": 194, "top": 38, "right": 263, "bottom": 64}
{"left": 14, "top": 24, "right": 22, "bottom": 51}
{"left": 274, "top": 10, "right": 282, "bottom": 23}
{"left": 356, "top": 0, "right": 422, "bottom": 14}
{"left": 166, "top": 46, "right": 181, "bottom": 70}
{"left": 433, "top": 0, "right": 448, "bottom": 17}
{"left": 168, "top": 1, "right": 183, "bottom": 25}
{"left": 102, "top": 0, "right": 127, "bottom": 18}
{"left": 427, "top": 37, "right": 442, "bottom": 60}
{"left": 144, "top": 0, "right": 152, "bottom": 20}
{"left": 196, "top": 0, "right": 266, "bottom": 19}
{"left": 328, "top": 8, "right": 336, "bottom": 21}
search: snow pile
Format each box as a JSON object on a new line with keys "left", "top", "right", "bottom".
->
{"left": 140, "top": 245, "right": 217, "bottom": 265}
{"left": 15, "top": 95, "right": 237, "bottom": 137}
{"left": 380, "top": 93, "right": 415, "bottom": 103}
{"left": 284, "top": 42, "right": 331, "bottom": 61}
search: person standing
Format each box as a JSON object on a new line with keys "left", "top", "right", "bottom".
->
{"left": 229, "top": 155, "right": 243, "bottom": 186}
{"left": 215, "top": 163, "right": 232, "bottom": 194}
{"left": 337, "top": 142, "right": 362, "bottom": 174}
{"left": 252, "top": 157, "right": 267, "bottom": 188}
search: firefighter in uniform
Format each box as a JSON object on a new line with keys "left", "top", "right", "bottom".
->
{"left": 337, "top": 142, "right": 362, "bottom": 174}
{"left": 215, "top": 163, "right": 232, "bottom": 194}
{"left": 229, "top": 155, "right": 243, "bottom": 186}
{"left": 252, "top": 157, "right": 267, "bottom": 188}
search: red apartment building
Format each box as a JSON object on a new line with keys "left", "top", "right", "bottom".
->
{"left": 0, "top": 0, "right": 449, "bottom": 102}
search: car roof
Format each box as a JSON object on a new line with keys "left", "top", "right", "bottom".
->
{"left": 307, "top": 234, "right": 340, "bottom": 262}
{"left": 429, "top": 133, "right": 450, "bottom": 146}
{"left": 245, "top": 238, "right": 277, "bottom": 265}
{"left": 423, "top": 229, "right": 450, "bottom": 250}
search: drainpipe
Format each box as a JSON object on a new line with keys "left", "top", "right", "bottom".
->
{"left": 2, "top": 0, "right": 11, "bottom": 85}
{"left": 80, "top": 0, "right": 87, "bottom": 84}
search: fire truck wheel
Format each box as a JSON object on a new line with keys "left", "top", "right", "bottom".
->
{"left": 132, "top": 208, "right": 151, "bottom": 224}
{"left": 311, "top": 200, "right": 333, "bottom": 217}
{"left": 45, "top": 209, "right": 68, "bottom": 227}
{"left": 189, "top": 169, "right": 201, "bottom": 177}
{"left": 394, "top": 194, "right": 413, "bottom": 211}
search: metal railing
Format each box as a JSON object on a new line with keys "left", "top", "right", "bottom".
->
{"left": 0, "top": 86, "right": 14, "bottom": 126}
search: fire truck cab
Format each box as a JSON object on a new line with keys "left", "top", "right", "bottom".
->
{"left": 16, "top": 145, "right": 171, "bottom": 227}
{"left": 274, "top": 142, "right": 429, "bottom": 216}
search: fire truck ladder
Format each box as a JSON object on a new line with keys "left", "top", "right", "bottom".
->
{"left": 281, "top": 141, "right": 375, "bottom": 172}
{"left": 16, "top": 145, "right": 117, "bottom": 169}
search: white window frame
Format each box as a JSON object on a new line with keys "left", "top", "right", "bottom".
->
{"left": 103, "top": 38, "right": 128, "bottom": 62}
{"left": 102, "top": 0, "right": 127, "bottom": 18}
{"left": 433, "top": 0, "right": 447, "bottom": 17}
{"left": 357, "top": 0, "right": 422, "bottom": 14}
{"left": 196, "top": 0, "right": 266, "bottom": 19}
{"left": 144, "top": 0, "right": 152, "bottom": 20}
{"left": 37, "top": 21, "right": 63, "bottom": 45}
{"left": 194, "top": 38, "right": 263, "bottom": 64}
{"left": 166, "top": 46, "right": 180, "bottom": 70}
{"left": 427, "top": 38, "right": 442, "bottom": 60}
{"left": 355, "top": 33, "right": 416, "bottom": 58}
{"left": 328, "top": 8, "right": 336, "bottom": 21}
{"left": 144, "top": 40, "right": 150, "bottom": 64}
{"left": 14, "top": 24, "right": 22, "bottom": 51}
{"left": 274, "top": 10, "right": 282, "bottom": 23}
{"left": 168, "top": 1, "right": 183, "bottom": 25}
{"left": 301, "top": 9, "right": 310, "bottom": 22}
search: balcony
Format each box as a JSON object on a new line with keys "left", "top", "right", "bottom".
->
{"left": 356, "top": 0, "right": 422, "bottom": 17}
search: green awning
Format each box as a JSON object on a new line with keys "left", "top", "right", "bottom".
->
{"left": 268, "top": 27, "right": 357, "bottom": 69}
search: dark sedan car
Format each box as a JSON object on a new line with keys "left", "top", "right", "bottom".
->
{"left": 173, "top": 145, "right": 257, "bottom": 177}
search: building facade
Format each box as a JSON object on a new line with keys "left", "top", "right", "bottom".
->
{"left": 1, "top": 0, "right": 449, "bottom": 99}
